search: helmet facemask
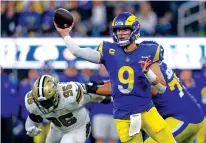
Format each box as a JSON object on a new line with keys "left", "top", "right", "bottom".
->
{"left": 34, "top": 93, "right": 59, "bottom": 114}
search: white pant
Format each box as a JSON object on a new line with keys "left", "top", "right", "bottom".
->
{"left": 92, "top": 114, "right": 119, "bottom": 139}
{"left": 46, "top": 116, "right": 91, "bottom": 143}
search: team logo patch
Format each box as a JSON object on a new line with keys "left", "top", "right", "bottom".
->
{"left": 115, "top": 21, "right": 124, "bottom": 26}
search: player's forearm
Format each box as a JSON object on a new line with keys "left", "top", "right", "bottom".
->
{"left": 103, "top": 80, "right": 111, "bottom": 85}
{"left": 63, "top": 35, "right": 101, "bottom": 63}
{"left": 151, "top": 85, "right": 159, "bottom": 95}
{"left": 25, "top": 114, "right": 42, "bottom": 130}
{"left": 145, "top": 69, "right": 167, "bottom": 93}
{"left": 96, "top": 83, "right": 112, "bottom": 96}
{"left": 86, "top": 93, "right": 112, "bottom": 104}
{"left": 151, "top": 76, "right": 166, "bottom": 86}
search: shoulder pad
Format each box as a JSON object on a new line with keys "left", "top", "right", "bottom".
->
{"left": 141, "top": 40, "right": 164, "bottom": 63}
{"left": 57, "top": 82, "right": 84, "bottom": 110}
{"left": 97, "top": 41, "right": 116, "bottom": 56}
{"left": 25, "top": 91, "right": 38, "bottom": 114}
{"left": 57, "top": 82, "right": 80, "bottom": 103}
{"left": 103, "top": 41, "right": 118, "bottom": 48}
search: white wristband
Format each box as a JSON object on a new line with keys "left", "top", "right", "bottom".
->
{"left": 144, "top": 69, "right": 157, "bottom": 83}
{"left": 154, "top": 83, "right": 167, "bottom": 93}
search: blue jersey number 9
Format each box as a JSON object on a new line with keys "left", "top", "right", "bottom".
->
{"left": 118, "top": 66, "right": 134, "bottom": 94}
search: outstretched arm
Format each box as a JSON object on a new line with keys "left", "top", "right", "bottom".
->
{"left": 54, "top": 22, "right": 101, "bottom": 63}
{"left": 73, "top": 81, "right": 113, "bottom": 105}
{"left": 73, "top": 82, "right": 112, "bottom": 106}
{"left": 96, "top": 82, "right": 112, "bottom": 96}
{"left": 85, "top": 80, "right": 112, "bottom": 96}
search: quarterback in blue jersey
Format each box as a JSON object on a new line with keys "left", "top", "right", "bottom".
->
{"left": 92, "top": 62, "right": 204, "bottom": 143}
{"left": 55, "top": 12, "right": 176, "bottom": 143}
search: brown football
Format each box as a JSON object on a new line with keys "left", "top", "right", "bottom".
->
{"left": 53, "top": 8, "right": 73, "bottom": 29}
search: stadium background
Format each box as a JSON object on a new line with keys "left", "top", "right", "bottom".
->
{"left": 1, "top": 1, "right": 206, "bottom": 143}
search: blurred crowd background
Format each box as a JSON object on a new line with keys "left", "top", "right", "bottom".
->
{"left": 1, "top": 1, "right": 206, "bottom": 37}
{"left": 1, "top": 1, "right": 206, "bottom": 143}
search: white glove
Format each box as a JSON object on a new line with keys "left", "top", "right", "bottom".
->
{"left": 26, "top": 126, "right": 42, "bottom": 137}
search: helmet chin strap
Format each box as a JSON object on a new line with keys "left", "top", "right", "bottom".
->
{"left": 118, "top": 40, "right": 130, "bottom": 47}
{"left": 117, "top": 33, "right": 132, "bottom": 47}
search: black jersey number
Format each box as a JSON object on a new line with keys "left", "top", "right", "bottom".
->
{"left": 46, "top": 113, "right": 77, "bottom": 127}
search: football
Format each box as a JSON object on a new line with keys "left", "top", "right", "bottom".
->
{"left": 53, "top": 8, "right": 74, "bottom": 29}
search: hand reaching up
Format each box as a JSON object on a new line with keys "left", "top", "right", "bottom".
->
{"left": 138, "top": 56, "right": 151, "bottom": 73}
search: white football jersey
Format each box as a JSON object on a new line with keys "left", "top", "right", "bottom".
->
{"left": 25, "top": 81, "right": 105, "bottom": 131}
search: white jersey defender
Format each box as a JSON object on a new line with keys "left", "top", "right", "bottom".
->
{"left": 25, "top": 75, "right": 107, "bottom": 143}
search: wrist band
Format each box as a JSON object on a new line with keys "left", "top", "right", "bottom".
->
{"left": 144, "top": 69, "right": 157, "bottom": 83}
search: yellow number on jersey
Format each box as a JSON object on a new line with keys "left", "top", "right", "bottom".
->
{"left": 27, "top": 92, "right": 33, "bottom": 105}
{"left": 166, "top": 68, "right": 184, "bottom": 98}
{"left": 118, "top": 66, "right": 134, "bottom": 94}
{"left": 62, "top": 84, "right": 73, "bottom": 98}
{"left": 168, "top": 75, "right": 184, "bottom": 98}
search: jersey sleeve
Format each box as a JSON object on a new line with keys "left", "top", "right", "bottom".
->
{"left": 59, "top": 82, "right": 107, "bottom": 107}
{"left": 97, "top": 42, "right": 103, "bottom": 56}
{"left": 97, "top": 41, "right": 104, "bottom": 63}
{"left": 151, "top": 45, "right": 164, "bottom": 63}
{"left": 97, "top": 41, "right": 111, "bottom": 64}
{"left": 58, "top": 82, "right": 83, "bottom": 104}
{"left": 73, "top": 82, "right": 107, "bottom": 103}
{"left": 81, "top": 93, "right": 106, "bottom": 105}
{"left": 144, "top": 41, "right": 164, "bottom": 64}
{"left": 69, "top": 82, "right": 106, "bottom": 105}
{"left": 72, "top": 83, "right": 106, "bottom": 105}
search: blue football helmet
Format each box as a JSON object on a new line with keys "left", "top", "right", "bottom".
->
{"left": 112, "top": 12, "right": 140, "bottom": 47}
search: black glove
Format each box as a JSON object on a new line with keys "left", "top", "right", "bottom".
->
{"left": 100, "top": 96, "right": 112, "bottom": 104}
{"left": 85, "top": 80, "right": 104, "bottom": 93}
{"left": 29, "top": 113, "right": 43, "bottom": 123}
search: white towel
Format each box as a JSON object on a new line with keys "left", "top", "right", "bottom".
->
{"left": 129, "top": 113, "right": 141, "bottom": 136}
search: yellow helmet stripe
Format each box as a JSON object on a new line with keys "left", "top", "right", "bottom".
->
{"left": 38, "top": 75, "right": 46, "bottom": 97}
{"left": 125, "top": 15, "right": 138, "bottom": 26}
{"left": 112, "top": 17, "right": 116, "bottom": 26}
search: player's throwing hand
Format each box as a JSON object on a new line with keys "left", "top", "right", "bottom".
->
{"left": 54, "top": 22, "right": 74, "bottom": 37}
{"left": 138, "top": 56, "right": 151, "bottom": 73}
